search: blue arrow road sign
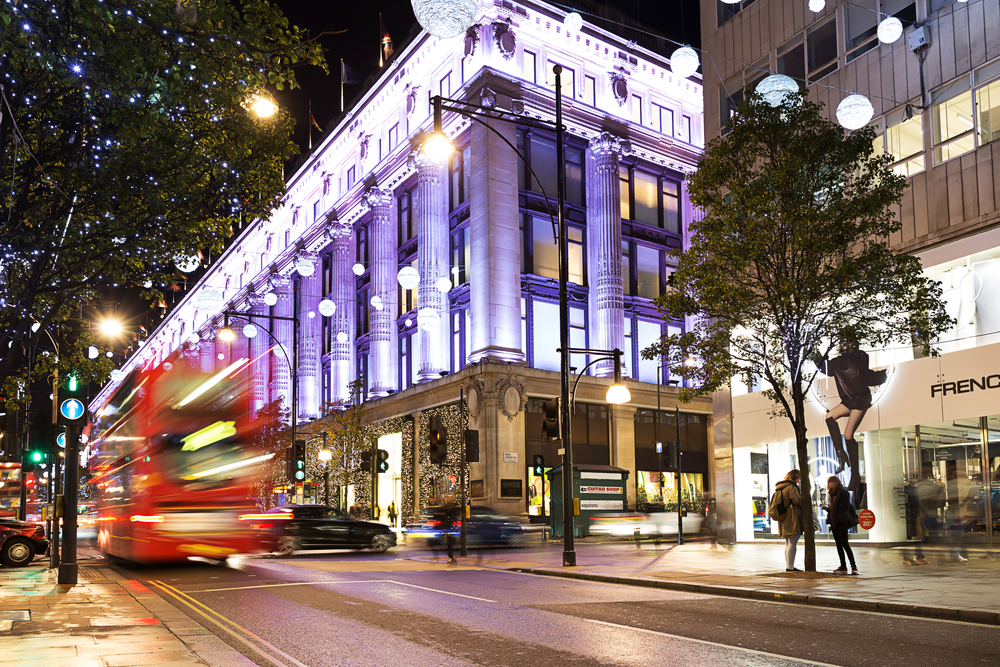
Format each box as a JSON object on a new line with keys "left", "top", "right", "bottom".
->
{"left": 60, "top": 398, "right": 85, "bottom": 421}
{"left": 57, "top": 433, "right": 66, "bottom": 448}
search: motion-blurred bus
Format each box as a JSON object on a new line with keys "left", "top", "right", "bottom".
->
{"left": 89, "top": 351, "right": 272, "bottom": 563}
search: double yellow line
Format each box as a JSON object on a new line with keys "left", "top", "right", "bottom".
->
{"left": 149, "top": 580, "right": 308, "bottom": 667}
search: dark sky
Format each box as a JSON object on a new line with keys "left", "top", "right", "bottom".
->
{"left": 274, "top": 0, "right": 701, "bottom": 155}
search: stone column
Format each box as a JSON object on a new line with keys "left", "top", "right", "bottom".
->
{"left": 269, "top": 274, "right": 294, "bottom": 416}
{"left": 297, "top": 252, "right": 322, "bottom": 420}
{"left": 468, "top": 117, "right": 524, "bottom": 363}
{"left": 409, "top": 151, "right": 450, "bottom": 382}
{"left": 248, "top": 293, "right": 270, "bottom": 418}
{"left": 609, "top": 404, "right": 638, "bottom": 510}
{"left": 328, "top": 222, "right": 354, "bottom": 404}
{"left": 199, "top": 333, "right": 215, "bottom": 374}
{"left": 586, "top": 132, "right": 630, "bottom": 377}
{"left": 365, "top": 187, "right": 397, "bottom": 398}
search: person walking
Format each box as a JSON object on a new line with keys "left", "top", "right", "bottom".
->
{"left": 823, "top": 476, "right": 858, "bottom": 575}
{"left": 770, "top": 470, "right": 804, "bottom": 572}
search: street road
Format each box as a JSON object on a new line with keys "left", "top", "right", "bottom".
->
{"left": 111, "top": 544, "right": 1000, "bottom": 667}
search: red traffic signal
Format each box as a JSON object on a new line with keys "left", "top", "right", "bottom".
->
{"left": 541, "top": 398, "right": 560, "bottom": 441}
{"left": 428, "top": 415, "right": 447, "bottom": 464}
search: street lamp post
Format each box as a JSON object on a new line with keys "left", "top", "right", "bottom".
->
{"left": 318, "top": 433, "right": 331, "bottom": 506}
{"left": 657, "top": 361, "right": 688, "bottom": 546}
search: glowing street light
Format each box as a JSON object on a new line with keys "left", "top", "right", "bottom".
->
{"left": 250, "top": 93, "right": 277, "bottom": 118}
{"left": 98, "top": 318, "right": 123, "bottom": 337}
{"left": 217, "top": 326, "right": 236, "bottom": 343}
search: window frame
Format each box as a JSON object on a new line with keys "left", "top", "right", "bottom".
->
{"left": 931, "top": 78, "right": 976, "bottom": 166}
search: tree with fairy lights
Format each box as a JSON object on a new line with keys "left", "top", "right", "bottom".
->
{"left": 247, "top": 397, "right": 291, "bottom": 510}
{"left": 0, "top": 1, "right": 326, "bottom": 398}
{"left": 313, "top": 380, "right": 370, "bottom": 513}
{"left": 645, "top": 90, "right": 952, "bottom": 572}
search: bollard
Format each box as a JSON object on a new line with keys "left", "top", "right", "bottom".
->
{"left": 635, "top": 527, "right": 641, "bottom": 549}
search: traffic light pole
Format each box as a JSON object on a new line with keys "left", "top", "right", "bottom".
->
{"left": 676, "top": 405, "right": 683, "bottom": 546}
{"left": 49, "top": 453, "right": 60, "bottom": 570}
{"left": 459, "top": 386, "right": 467, "bottom": 557}
{"left": 58, "top": 424, "right": 79, "bottom": 584}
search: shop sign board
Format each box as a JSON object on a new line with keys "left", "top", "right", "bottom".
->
{"left": 858, "top": 509, "right": 876, "bottom": 530}
{"left": 579, "top": 486, "right": 624, "bottom": 494}
{"left": 580, "top": 472, "right": 621, "bottom": 480}
{"left": 500, "top": 479, "right": 522, "bottom": 498}
{"left": 580, "top": 500, "right": 623, "bottom": 510}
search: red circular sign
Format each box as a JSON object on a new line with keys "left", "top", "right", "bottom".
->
{"left": 858, "top": 509, "right": 876, "bottom": 530}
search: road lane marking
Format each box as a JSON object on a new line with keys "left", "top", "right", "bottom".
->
{"left": 192, "top": 578, "right": 497, "bottom": 602}
{"left": 584, "top": 619, "right": 842, "bottom": 667}
{"left": 149, "top": 580, "right": 308, "bottom": 667}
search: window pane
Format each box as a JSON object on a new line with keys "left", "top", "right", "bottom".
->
{"left": 621, "top": 241, "right": 631, "bottom": 295}
{"left": 524, "top": 51, "right": 536, "bottom": 83}
{"left": 619, "top": 167, "right": 631, "bottom": 219}
{"left": 977, "top": 79, "right": 1000, "bottom": 146}
{"left": 632, "top": 95, "right": 643, "bottom": 124}
{"left": 845, "top": 0, "right": 877, "bottom": 50}
{"left": 636, "top": 320, "right": 662, "bottom": 383}
{"left": 531, "top": 215, "right": 559, "bottom": 280}
{"left": 566, "top": 147, "right": 584, "bottom": 207}
{"left": 934, "top": 134, "right": 976, "bottom": 163}
{"left": 569, "top": 238, "right": 584, "bottom": 286}
{"left": 533, "top": 301, "right": 561, "bottom": 371}
{"left": 886, "top": 114, "right": 923, "bottom": 164}
{"left": 636, "top": 245, "right": 661, "bottom": 298}
{"left": 529, "top": 135, "right": 558, "bottom": 199}
{"left": 634, "top": 171, "right": 658, "bottom": 226}
{"left": 721, "top": 80, "right": 742, "bottom": 126}
{"left": 585, "top": 75, "right": 596, "bottom": 106}
{"left": 546, "top": 62, "right": 574, "bottom": 97}
{"left": 808, "top": 20, "right": 837, "bottom": 73}
{"left": 662, "top": 181, "right": 680, "bottom": 235}
{"left": 777, "top": 42, "right": 806, "bottom": 86}
{"left": 463, "top": 144, "right": 471, "bottom": 203}
{"left": 933, "top": 90, "right": 973, "bottom": 144}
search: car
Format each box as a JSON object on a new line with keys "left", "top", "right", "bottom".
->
{"left": 405, "top": 505, "right": 525, "bottom": 546}
{"left": 0, "top": 518, "right": 49, "bottom": 567}
{"left": 249, "top": 505, "right": 396, "bottom": 555}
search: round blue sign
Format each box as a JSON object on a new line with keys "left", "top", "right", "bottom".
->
{"left": 57, "top": 433, "right": 66, "bottom": 448}
{"left": 60, "top": 398, "right": 85, "bottom": 421}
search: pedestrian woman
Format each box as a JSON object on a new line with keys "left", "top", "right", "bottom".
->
{"left": 823, "top": 476, "right": 858, "bottom": 575}
{"left": 772, "top": 470, "right": 804, "bottom": 572}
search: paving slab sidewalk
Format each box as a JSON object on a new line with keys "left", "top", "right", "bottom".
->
{"left": 0, "top": 559, "right": 255, "bottom": 667}
{"left": 440, "top": 539, "right": 1000, "bottom": 625}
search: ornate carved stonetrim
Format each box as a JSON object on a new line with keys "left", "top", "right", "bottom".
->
{"left": 495, "top": 373, "right": 526, "bottom": 422}
{"left": 493, "top": 20, "right": 516, "bottom": 60}
{"left": 407, "top": 150, "right": 442, "bottom": 184}
{"left": 326, "top": 219, "right": 352, "bottom": 240}
{"left": 464, "top": 376, "right": 485, "bottom": 419}
{"left": 364, "top": 186, "right": 392, "bottom": 209}
{"left": 608, "top": 70, "right": 629, "bottom": 106}
{"left": 590, "top": 132, "right": 631, "bottom": 160}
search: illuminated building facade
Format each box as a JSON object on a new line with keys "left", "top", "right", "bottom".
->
{"left": 92, "top": 0, "right": 712, "bottom": 521}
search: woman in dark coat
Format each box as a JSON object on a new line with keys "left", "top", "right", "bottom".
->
{"left": 823, "top": 476, "right": 858, "bottom": 575}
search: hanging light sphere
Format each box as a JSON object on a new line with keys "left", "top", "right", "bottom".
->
{"left": 756, "top": 74, "right": 800, "bottom": 108}
{"left": 243, "top": 324, "right": 258, "bottom": 339}
{"left": 88, "top": 345, "right": 99, "bottom": 359}
{"left": 337, "top": 332, "right": 349, "bottom": 344}
{"left": 720, "top": 0, "right": 740, "bottom": 3}
{"left": 808, "top": 0, "right": 825, "bottom": 11}
{"left": 877, "top": 17, "right": 903, "bottom": 44}
{"left": 106, "top": 350, "right": 113, "bottom": 358}
{"left": 262, "top": 292, "right": 278, "bottom": 307}
{"left": 352, "top": 262, "right": 365, "bottom": 276}
{"left": 371, "top": 295, "right": 384, "bottom": 311}
{"left": 405, "top": 318, "right": 413, "bottom": 327}
{"left": 435, "top": 276, "right": 453, "bottom": 293}
{"left": 417, "top": 307, "right": 441, "bottom": 331}
{"left": 198, "top": 288, "right": 224, "bottom": 313}
{"left": 318, "top": 299, "right": 336, "bottom": 317}
{"left": 188, "top": 332, "right": 200, "bottom": 344}
{"left": 397, "top": 266, "right": 421, "bottom": 290}
{"left": 836, "top": 94, "right": 875, "bottom": 130}
{"left": 670, "top": 46, "right": 700, "bottom": 79}
{"left": 110, "top": 369, "right": 125, "bottom": 383}
{"left": 411, "top": 0, "right": 479, "bottom": 40}
{"left": 295, "top": 256, "right": 316, "bottom": 277}
{"left": 143, "top": 280, "right": 152, "bottom": 289}
{"left": 175, "top": 253, "right": 201, "bottom": 273}
{"left": 564, "top": 12, "right": 583, "bottom": 32}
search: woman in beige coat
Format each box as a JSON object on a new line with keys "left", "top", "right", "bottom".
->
{"left": 772, "top": 470, "right": 803, "bottom": 572}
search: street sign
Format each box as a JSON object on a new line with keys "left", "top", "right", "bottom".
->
{"left": 858, "top": 509, "right": 876, "bottom": 530}
{"left": 57, "top": 433, "right": 66, "bottom": 449}
{"left": 59, "top": 399, "right": 85, "bottom": 422}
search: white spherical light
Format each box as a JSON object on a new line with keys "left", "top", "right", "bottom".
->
{"left": 756, "top": 74, "right": 800, "bottom": 108}
{"left": 295, "top": 256, "right": 316, "bottom": 277}
{"left": 243, "top": 324, "right": 258, "bottom": 339}
{"left": 198, "top": 288, "right": 224, "bottom": 313}
{"left": 143, "top": 280, "right": 152, "bottom": 289}
{"left": 417, "top": 307, "right": 441, "bottom": 331}
{"left": 405, "top": 318, "right": 413, "bottom": 327}
{"left": 670, "top": 46, "right": 700, "bottom": 79}
{"left": 263, "top": 292, "right": 278, "bottom": 307}
{"left": 411, "top": 0, "right": 478, "bottom": 40}
{"left": 836, "top": 94, "right": 874, "bottom": 130}
{"left": 564, "top": 12, "right": 583, "bottom": 32}
{"left": 397, "top": 266, "right": 420, "bottom": 290}
{"left": 352, "top": 262, "right": 365, "bottom": 276}
{"left": 720, "top": 0, "right": 739, "bottom": 3}
{"left": 175, "top": 253, "right": 201, "bottom": 273}
{"left": 318, "top": 299, "right": 336, "bottom": 317}
{"left": 188, "top": 332, "right": 200, "bottom": 344}
{"left": 110, "top": 369, "right": 125, "bottom": 383}
{"left": 370, "top": 295, "right": 384, "bottom": 311}
{"left": 435, "top": 276, "right": 453, "bottom": 293}
{"left": 336, "top": 332, "right": 349, "bottom": 344}
{"left": 808, "top": 0, "right": 825, "bottom": 11}
{"left": 877, "top": 17, "right": 903, "bottom": 44}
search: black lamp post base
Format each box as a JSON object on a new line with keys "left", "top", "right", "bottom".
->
{"left": 57, "top": 563, "right": 78, "bottom": 585}
{"left": 563, "top": 550, "right": 577, "bottom": 567}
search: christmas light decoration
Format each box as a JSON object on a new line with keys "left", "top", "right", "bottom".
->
{"left": 411, "top": 0, "right": 478, "bottom": 40}
{"left": 352, "top": 263, "right": 365, "bottom": 276}
{"left": 263, "top": 292, "right": 278, "bottom": 307}
{"left": 397, "top": 266, "right": 420, "bottom": 290}
{"left": 318, "top": 299, "right": 336, "bottom": 317}
{"left": 435, "top": 276, "right": 453, "bottom": 293}
{"left": 877, "top": 17, "right": 903, "bottom": 44}
{"left": 670, "top": 46, "right": 700, "bottom": 79}
{"left": 756, "top": 74, "right": 800, "bottom": 107}
{"left": 836, "top": 94, "right": 874, "bottom": 130}
{"left": 809, "top": 0, "right": 825, "bottom": 11}
{"left": 243, "top": 324, "right": 258, "bottom": 338}
{"left": 564, "top": 12, "right": 583, "bottom": 32}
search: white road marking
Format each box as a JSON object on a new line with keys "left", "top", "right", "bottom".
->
{"left": 193, "top": 578, "right": 497, "bottom": 602}
{"left": 585, "top": 619, "right": 843, "bottom": 667}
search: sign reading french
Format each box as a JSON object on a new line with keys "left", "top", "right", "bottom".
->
{"left": 579, "top": 486, "right": 624, "bottom": 494}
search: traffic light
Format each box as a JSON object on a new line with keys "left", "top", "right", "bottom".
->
{"left": 533, "top": 454, "right": 544, "bottom": 477}
{"left": 54, "top": 370, "right": 88, "bottom": 427}
{"left": 428, "top": 415, "right": 447, "bottom": 464}
{"left": 22, "top": 448, "right": 45, "bottom": 474}
{"left": 665, "top": 442, "right": 680, "bottom": 472}
{"left": 359, "top": 450, "right": 373, "bottom": 471}
{"left": 376, "top": 448, "right": 389, "bottom": 474}
{"left": 293, "top": 440, "right": 306, "bottom": 481}
{"left": 464, "top": 429, "right": 479, "bottom": 463}
{"left": 541, "top": 398, "right": 560, "bottom": 441}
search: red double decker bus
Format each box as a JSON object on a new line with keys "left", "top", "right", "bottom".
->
{"left": 90, "top": 351, "right": 273, "bottom": 563}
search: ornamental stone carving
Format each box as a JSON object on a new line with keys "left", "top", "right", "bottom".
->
{"left": 464, "top": 376, "right": 485, "bottom": 418}
{"left": 495, "top": 373, "right": 526, "bottom": 422}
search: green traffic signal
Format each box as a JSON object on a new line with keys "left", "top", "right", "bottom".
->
{"left": 30, "top": 450, "right": 43, "bottom": 463}
{"left": 67, "top": 375, "right": 78, "bottom": 392}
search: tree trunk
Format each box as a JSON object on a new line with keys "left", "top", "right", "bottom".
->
{"left": 792, "top": 389, "right": 816, "bottom": 572}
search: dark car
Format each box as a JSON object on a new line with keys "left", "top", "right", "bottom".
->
{"left": 406, "top": 505, "right": 524, "bottom": 546}
{"left": 258, "top": 505, "right": 396, "bottom": 555}
{"left": 0, "top": 518, "right": 48, "bottom": 567}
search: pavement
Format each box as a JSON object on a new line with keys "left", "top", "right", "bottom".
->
{"left": 0, "top": 558, "right": 254, "bottom": 667}
{"left": 429, "top": 537, "right": 1000, "bottom": 626}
